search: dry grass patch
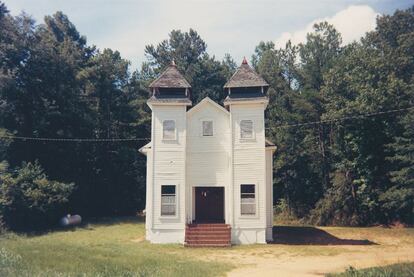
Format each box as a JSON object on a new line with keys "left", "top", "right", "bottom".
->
{"left": 0, "top": 217, "right": 233, "bottom": 277}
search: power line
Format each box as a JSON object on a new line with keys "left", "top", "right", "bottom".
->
{"left": 270, "top": 106, "right": 414, "bottom": 129}
{"left": 0, "top": 106, "right": 412, "bottom": 143}
{"left": 0, "top": 135, "right": 151, "bottom": 142}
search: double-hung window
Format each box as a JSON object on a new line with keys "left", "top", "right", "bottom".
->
{"left": 163, "top": 120, "right": 176, "bottom": 140}
{"left": 161, "top": 185, "right": 176, "bottom": 216}
{"left": 240, "top": 184, "right": 256, "bottom": 215}
{"left": 240, "top": 120, "right": 253, "bottom": 139}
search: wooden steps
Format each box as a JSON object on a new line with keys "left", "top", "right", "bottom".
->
{"left": 185, "top": 223, "right": 231, "bottom": 247}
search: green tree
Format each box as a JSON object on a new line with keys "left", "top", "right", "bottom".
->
{"left": 312, "top": 7, "right": 414, "bottom": 225}
{"left": 77, "top": 49, "right": 149, "bottom": 215}
{"left": 255, "top": 23, "right": 343, "bottom": 217}
{"left": 143, "top": 29, "right": 236, "bottom": 103}
{"left": 0, "top": 161, "right": 74, "bottom": 230}
{"left": 0, "top": 7, "right": 150, "bottom": 219}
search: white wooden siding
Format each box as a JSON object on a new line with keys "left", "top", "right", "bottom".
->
{"left": 186, "top": 100, "right": 231, "bottom": 222}
{"left": 145, "top": 97, "right": 272, "bottom": 244}
{"left": 151, "top": 105, "right": 187, "bottom": 230}
{"left": 187, "top": 102, "right": 230, "bottom": 186}
{"left": 230, "top": 104, "right": 267, "bottom": 230}
{"left": 266, "top": 148, "right": 274, "bottom": 241}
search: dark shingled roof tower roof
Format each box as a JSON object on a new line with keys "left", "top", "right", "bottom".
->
{"left": 224, "top": 57, "right": 269, "bottom": 88}
{"left": 149, "top": 61, "right": 191, "bottom": 89}
{"left": 147, "top": 61, "right": 192, "bottom": 106}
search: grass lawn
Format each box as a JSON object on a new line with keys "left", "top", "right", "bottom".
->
{"left": 0, "top": 217, "right": 233, "bottom": 277}
{"left": 1, "top": 217, "right": 414, "bottom": 277}
{"left": 327, "top": 263, "right": 414, "bottom": 277}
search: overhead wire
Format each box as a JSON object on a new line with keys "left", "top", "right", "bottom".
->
{"left": 0, "top": 135, "right": 151, "bottom": 142}
{"left": 269, "top": 106, "right": 414, "bottom": 129}
{"left": 0, "top": 106, "right": 412, "bottom": 143}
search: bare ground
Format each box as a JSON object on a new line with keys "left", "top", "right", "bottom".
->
{"left": 195, "top": 226, "right": 414, "bottom": 277}
{"left": 227, "top": 246, "right": 414, "bottom": 277}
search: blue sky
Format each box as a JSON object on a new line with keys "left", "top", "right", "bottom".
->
{"left": 5, "top": 0, "right": 412, "bottom": 69}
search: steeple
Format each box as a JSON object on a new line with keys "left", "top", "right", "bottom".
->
{"left": 148, "top": 61, "right": 192, "bottom": 105}
{"left": 223, "top": 58, "right": 269, "bottom": 104}
{"left": 224, "top": 58, "right": 269, "bottom": 89}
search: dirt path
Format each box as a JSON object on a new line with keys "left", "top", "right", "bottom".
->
{"left": 196, "top": 227, "right": 414, "bottom": 277}
{"left": 227, "top": 246, "right": 414, "bottom": 277}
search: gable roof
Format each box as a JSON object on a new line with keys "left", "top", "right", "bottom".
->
{"left": 265, "top": 138, "right": 277, "bottom": 152}
{"left": 149, "top": 64, "right": 191, "bottom": 89}
{"left": 138, "top": 142, "right": 152, "bottom": 155}
{"left": 224, "top": 58, "right": 269, "bottom": 88}
{"left": 187, "top": 97, "right": 229, "bottom": 116}
{"left": 265, "top": 138, "right": 275, "bottom": 147}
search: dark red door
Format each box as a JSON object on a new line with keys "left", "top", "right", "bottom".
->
{"left": 195, "top": 187, "right": 224, "bottom": 223}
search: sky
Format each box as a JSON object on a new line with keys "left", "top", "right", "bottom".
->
{"left": 5, "top": 0, "right": 413, "bottom": 70}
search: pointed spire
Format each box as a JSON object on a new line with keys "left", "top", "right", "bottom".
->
{"left": 223, "top": 57, "right": 269, "bottom": 88}
{"left": 149, "top": 62, "right": 191, "bottom": 89}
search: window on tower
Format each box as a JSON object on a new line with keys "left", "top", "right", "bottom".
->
{"left": 163, "top": 120, "right": 176, "bottom": 140}
{"left": 240, "top": 120, "right": 254, "bottom": 139}
{"left": 241, "top": 184, "right": 256, "bottom": 215}
{"left": 161, "top": 185, "right": 176, "bottom": 216}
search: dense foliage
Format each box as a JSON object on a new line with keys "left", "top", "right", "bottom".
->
{"left": 0, "top": 161, "right": 74, "bottom": 230}
{"left": 0, "top": 4, "right": 151, "bottom": 226}
{"left": 0, "top": 1, "right": 413, "bottom": 229}
{"left": 257, "top": 8, "right": 414, "bottom": 225}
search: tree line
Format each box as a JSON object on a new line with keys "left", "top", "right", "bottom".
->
{"left": 0, "top": 1, "right": 412, "bottom": 230}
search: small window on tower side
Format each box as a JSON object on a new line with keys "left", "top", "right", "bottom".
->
{"left": 240, "top": 120, "right": 253, "bottom": 139}
{"left": 202, "top": 120, "right": 213, "bottom": 136}
{"left": 163, "top": 120, "right": 176, "bottom": 140}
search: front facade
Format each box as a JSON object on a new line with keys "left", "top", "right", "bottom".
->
{"left": 139, "top": 59, "right": 276, "bottom": 245}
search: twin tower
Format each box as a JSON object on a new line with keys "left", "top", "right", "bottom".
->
{"left": 147, "top": 57, "right": 269, "bottom": 106}
{"left": 140, "top": 58, "right": 276, "bottom": 245}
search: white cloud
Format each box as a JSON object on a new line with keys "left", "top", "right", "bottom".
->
{"left": 275, "top": 5, "right": 379, "bottom": 48}
{"left": 7, "top": 1, "right": 387, "bottom": 69}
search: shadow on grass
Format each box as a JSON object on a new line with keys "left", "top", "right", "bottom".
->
{"left": 271, "top": 226, "right": 376, "bottom": 245}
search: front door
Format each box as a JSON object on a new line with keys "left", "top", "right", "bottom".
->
{"left": 195, "top": 187, "right": 224, "bottom": 223}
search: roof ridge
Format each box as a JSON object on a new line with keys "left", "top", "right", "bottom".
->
{"left": 187, "top": 96, "right": 229, "bottom": 116}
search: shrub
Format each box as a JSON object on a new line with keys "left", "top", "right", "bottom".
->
{"left": 379, "top": 186, "right": 414, "bottom": 225}
{"left": 274, "top": 199, "right": 302, "bottom": 225}
{"left": 309, "top": 170, "right": 377, "bottom": 226}
{"left": 0, "top": 161, "right": 75, "bottom": 230}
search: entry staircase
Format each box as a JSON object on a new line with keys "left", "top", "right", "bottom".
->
{"left": 185, "top": 223, "right": 231, "bottom": 247}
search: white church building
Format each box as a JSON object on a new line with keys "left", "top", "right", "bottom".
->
{"left": 139, "top": 58, "right": 276, "bottom": 246}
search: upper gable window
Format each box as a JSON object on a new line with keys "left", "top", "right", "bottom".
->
{"left": 240, "top": 120, "right": 253, "bottom": 139}
{"left": 202, "top": 120, "right": 213, "bottom": 136}
{"left": 163, "top": 120, "right": 176, "bottom": 140}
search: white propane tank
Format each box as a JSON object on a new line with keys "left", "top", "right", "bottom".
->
{"left": 60, "top": 214, "right": 82, "bottom": 227}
